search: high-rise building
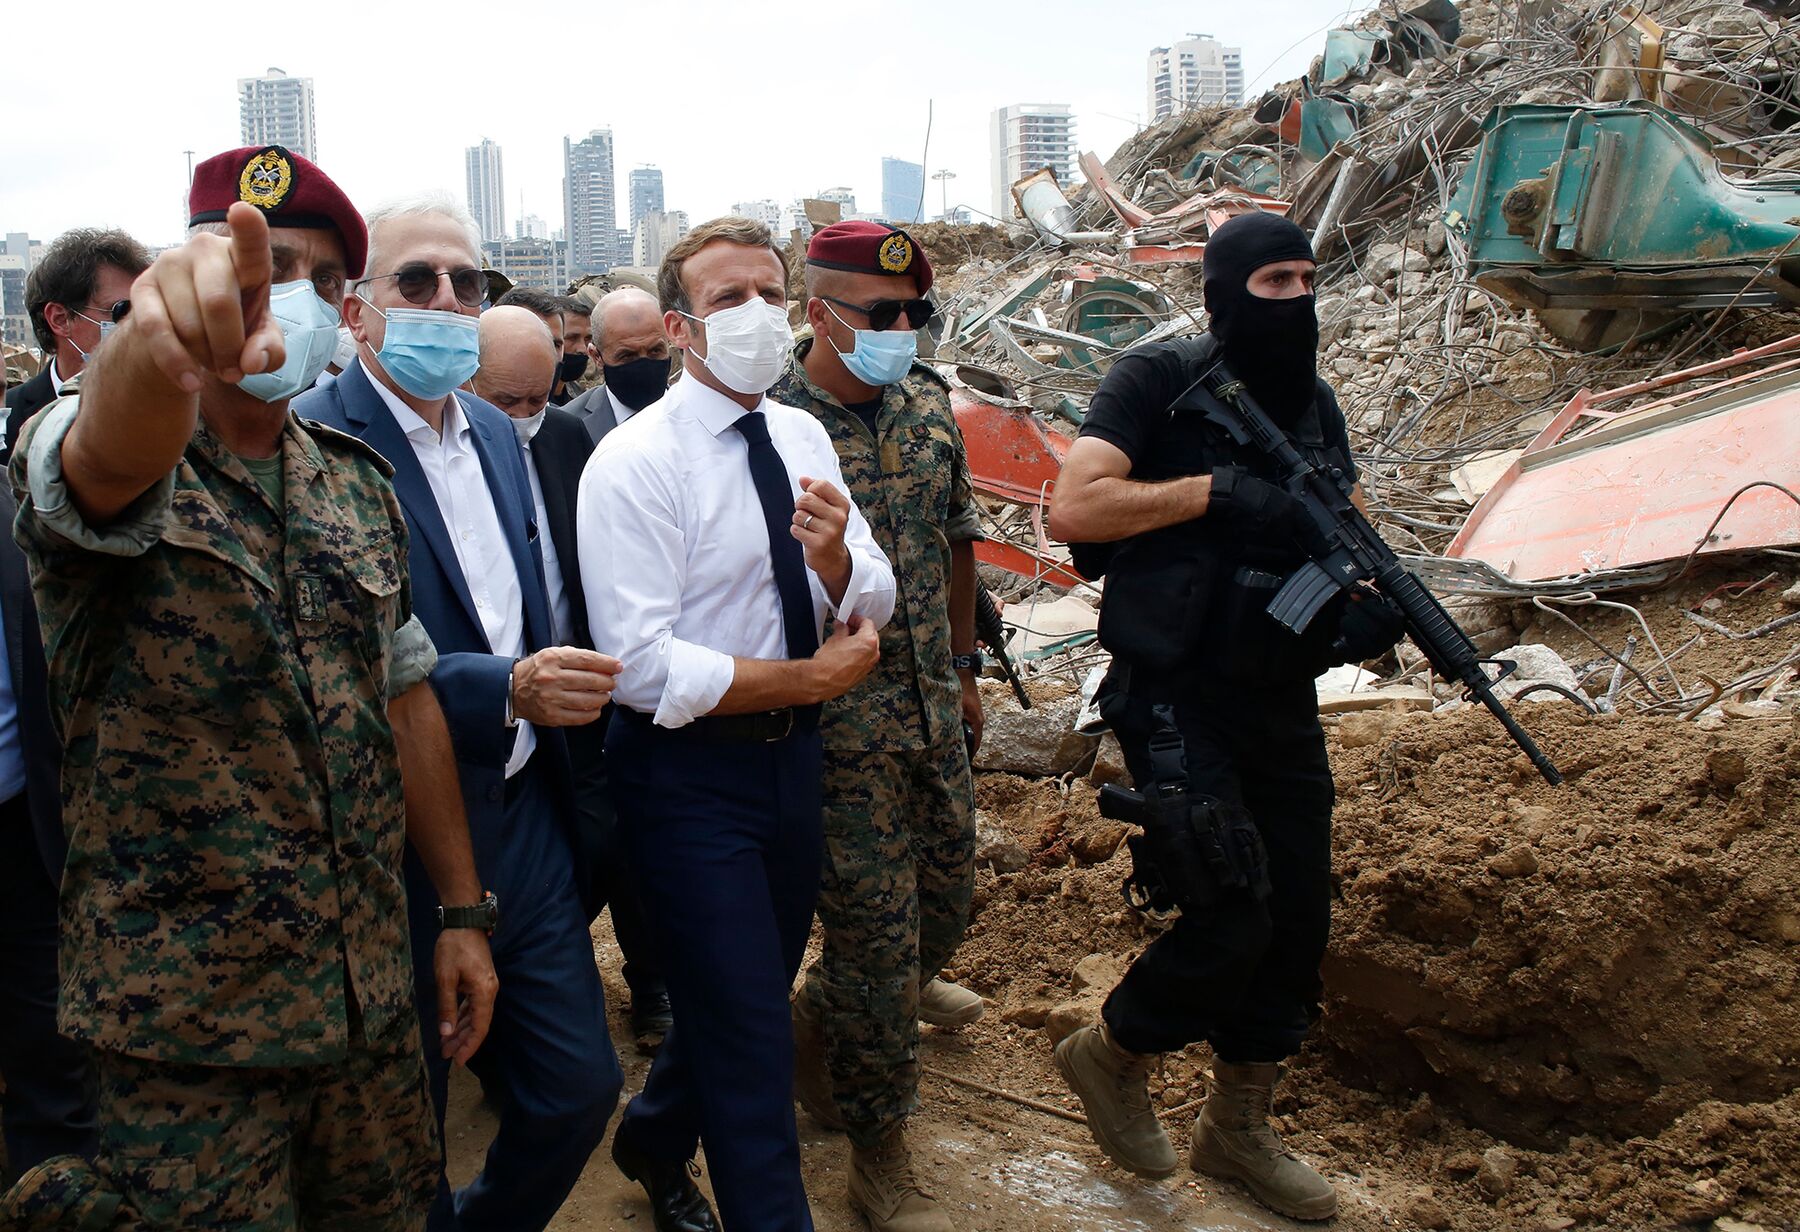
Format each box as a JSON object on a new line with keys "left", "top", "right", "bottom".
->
{"left": 465, "top": 139, "right": 506, "bottom": 242}
{"left": 816, "top": 187, "right": 857, "bottom": 219}
{"left": 238, "top": 68, "right": 317, "bottom": 159}
{"left": 563, "top": 129, "right": 618, "bottom": 277}
{"left": 730, "top": 200, "right": 783, "bottom": 231}
{"left": 1146, "top": 35, "right": 1244, "bottom": 122}
{"left": 881, "top": 158, "right": 925, "bottom": 225}
{"left": 515, "top": 213, "right": 548, "bottom": 241}
{"left": 631, "top": 210, "right": 690, "bottom": 269}
{"left": 482, "top": 237, "right": 568, "bottom": 292}
{"left": 628, "top": 168, "right": 665, "bottom": 233}
{"left": 1, "top": 233, "right": 42, "bottom": 350}
{"left": 990, "top": 104, "right": 1078, "bottom": 220}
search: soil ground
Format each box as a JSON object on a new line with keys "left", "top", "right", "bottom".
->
{"left": 446, "top": 685, "right": 1799, "bottom": 1232}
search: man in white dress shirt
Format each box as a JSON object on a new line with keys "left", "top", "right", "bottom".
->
{"left": 578, "top": 216, "right": 895, "bottom": 1232}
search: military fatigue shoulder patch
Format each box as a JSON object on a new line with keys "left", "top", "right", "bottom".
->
{"left": 299, "top": 418, "right": 397, "bottom": 479}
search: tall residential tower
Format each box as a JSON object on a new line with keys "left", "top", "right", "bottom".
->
{"left": 238, "top": 68, "right": 316, "bottom": 159}
{"left": 563, "top": 129, "right": 618, "bottom": 277}
{"left": 465, "top": 139, "right": 506, "bottom": 243}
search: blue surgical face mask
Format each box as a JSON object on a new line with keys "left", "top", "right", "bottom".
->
{"left": 823, "top": 301, "right": 917, "bottom": 387}
{"left": 67, "top": 308, "right": 116, "bottom": 364}
{"left": 358, "top": 297, "right": 481, "bottom": 399}
{"left": 238, "top": 281, "right": 342, "bottom": 403}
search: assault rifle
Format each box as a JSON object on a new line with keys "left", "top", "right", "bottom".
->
{"left": 975, "top": 588, "right": 1031, "bottom": 709}
{"left": 1185, "top": 360, "right": 1563, "bottom": 786}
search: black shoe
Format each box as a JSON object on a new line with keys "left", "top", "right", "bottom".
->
{"left": 611, "top": 1128, "right": 719, "bottom": 1232}
{"left": 630, "top": 987, "right": 675, "bottom": 1045}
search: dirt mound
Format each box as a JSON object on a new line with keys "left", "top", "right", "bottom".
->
{"left": 1326, "top": 705, "right": 1798, "bottom": 1147}
{"left": 951, "top": 703, "right": 1799, "bottom": 1229}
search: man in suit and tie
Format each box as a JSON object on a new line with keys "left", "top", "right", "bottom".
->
{"left": 563, "top": 289, "right": 673, "bottom": 449}
{"left": 0, "top": 481, "right": 95, "bottom": 1183}
{"left": 3, "top": 230, "right": 150, "bottom": 460}
{"left": 294, "top": 192, "right": 623, "bottom": 1232}
{"left": 471, "top": 307, "right": 672, "bottom": 1047}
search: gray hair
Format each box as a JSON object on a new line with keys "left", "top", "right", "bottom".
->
{"left": 361, "top": 191, "right": 482, "bottom": 284}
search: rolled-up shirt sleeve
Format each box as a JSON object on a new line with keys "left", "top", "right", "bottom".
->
{"left": 578, "top": 439, "right": 735, "bottom": 728}
{"left": 800, "top": 421, "right": 896, "bottom": 629}
{"left": 19, "top": 396, "right": 173, "bottom": 557}
{"left": 387, "top": 614, "right": 438, "bottom": 699}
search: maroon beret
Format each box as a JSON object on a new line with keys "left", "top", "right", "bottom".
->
{"left": 188, "top": 145, "right": 368, "bottom": 278}
{"left": 806, "top": 221, "right": 932, "bottom": 295}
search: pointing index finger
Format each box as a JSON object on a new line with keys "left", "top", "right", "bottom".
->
{"left": 226, "top": 201, "right": 273, "bottom": 292}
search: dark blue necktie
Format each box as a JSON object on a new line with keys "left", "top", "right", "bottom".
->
{"left": 732, "top": 411, "right": 820, "bottom": 661}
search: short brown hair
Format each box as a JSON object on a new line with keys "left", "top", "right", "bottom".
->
{"left": 657, "top": 217, "right": 788, "bottom": 315}
{"left": 27, "top": 228, "right": 151, "bottom": 354}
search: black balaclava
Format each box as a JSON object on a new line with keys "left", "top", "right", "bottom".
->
{"left": 1202, "top": 211, "right": 1320, "bottom": 423}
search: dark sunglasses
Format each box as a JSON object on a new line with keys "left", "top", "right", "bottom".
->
{"left": 71, "top": 300, "right": 131, "bottom": 323}
{"left": 360, "top": 264, "right": 486, "bottom": 308}
{"left": 819, "top": 295, "right": 935, "bottom": 332}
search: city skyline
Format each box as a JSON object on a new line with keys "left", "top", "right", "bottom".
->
{"left": 0, "top": 4, "right": 1354, "bottom": 253}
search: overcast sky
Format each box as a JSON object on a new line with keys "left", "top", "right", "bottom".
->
{"left": 2, "top": 0, "right": 1369, "bottom": 251}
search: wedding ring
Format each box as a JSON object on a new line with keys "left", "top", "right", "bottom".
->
{"left": 803, "top": 514, "right": 815, "bottom": 530}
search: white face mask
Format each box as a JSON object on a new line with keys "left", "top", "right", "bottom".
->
{"left": 682, "top": 298, "right": 793, "bottom": 395}
{"left": 509, "top": 405, "right": 549, "bottom": 444}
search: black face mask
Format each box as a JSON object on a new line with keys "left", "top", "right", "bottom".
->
{"left": 602, "top": 355, "right": 673, "bottom": 412}
{"left": 557, "top": 352, "right": 589, "bottom": 384}
{"left": 1210, "top": 288, "right": 1319, "bottom": 423}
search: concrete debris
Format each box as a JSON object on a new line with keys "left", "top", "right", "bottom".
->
{"left": 972, "top": 686, "right": 1099, "bottom": 778}
{"left": 1487, "top": 643, "right": 1585, "bottom": 704}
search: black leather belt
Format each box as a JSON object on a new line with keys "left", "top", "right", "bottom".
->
{"left": 619, "top": 707, "right": 805, "bottom": 743}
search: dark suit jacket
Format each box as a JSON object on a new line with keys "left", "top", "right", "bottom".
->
{"left": 562, "top": 384, "right": 621, "bottom": 450}
{"left": 4, "top": 368, "right": 60, "bottom": 463}
{"left": 293, "top": 361, "right": 581, "bottom": 899}
{"left": 530, "top": 408, "right": 599, "bottom": 650}
{"left": 0, "top": 484, "right": 66, "bottom": 885}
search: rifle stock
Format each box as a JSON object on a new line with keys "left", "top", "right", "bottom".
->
{"left": 975, "top": 588, "right": 1031, "bottom": 709}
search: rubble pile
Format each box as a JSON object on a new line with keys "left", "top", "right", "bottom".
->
{"left": 910, "top": 0, "right": 1800, "bottom": 724}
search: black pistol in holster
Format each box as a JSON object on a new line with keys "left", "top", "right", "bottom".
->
{"left": 1096, "top": 705, "right": 1271, "bottom": 916}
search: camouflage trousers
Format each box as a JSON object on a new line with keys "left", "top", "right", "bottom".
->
{"left": 798, "top": 738, "right": 976, "bottom": 1148}
{"left": 89, "top": 1032, "right": 437, "bottom": 1231}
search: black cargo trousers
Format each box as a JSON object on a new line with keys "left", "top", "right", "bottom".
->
{"left": 1097, "top": 666, "right": 1335, "bottom": 1064}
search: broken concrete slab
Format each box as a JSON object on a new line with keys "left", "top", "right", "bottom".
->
{"left": 974, "top": 692, "right": 1100, "bottom": 778}
{"left": 1319, "top": 685, "right": 1435, "bottom": 715}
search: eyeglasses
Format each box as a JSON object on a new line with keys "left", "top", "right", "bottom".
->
{"left": 818, "top": 295, "right": 935, "bottom": 332}
{"left": 359, "top": 264, "right": 486, "bottom": 308}
{"left": 71, "top": 300, "right": 131, "bottom": 325}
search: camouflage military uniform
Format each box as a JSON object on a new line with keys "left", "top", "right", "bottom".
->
{"left": 6, "top": 394, "right": 440, "bottom": 1230}
{"left": 773, "top": 342, "right": 981, "bottom": 1147}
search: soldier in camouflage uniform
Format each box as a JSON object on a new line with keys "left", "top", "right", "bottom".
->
{"left": 0, "top": 146, "right": 498, "bottom": 1232}
{"left": 772, "top": 221, "right": 985, "bottom": 1232}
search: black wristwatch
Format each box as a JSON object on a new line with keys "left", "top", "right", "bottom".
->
{"left": 951, "top": 652, "right": 985, "bottom": 672}
{"left": 439, "top": 891, "right": 500, "bottom": 933}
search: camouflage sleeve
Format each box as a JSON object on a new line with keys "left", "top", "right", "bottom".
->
{"left": 18, "top": 395, "right": 173, "bottom": 557}
{"left": 944, "top": 424, "right": 986, "bottom": 544}
{"left": 387, "top": 614, "right": 437, "bottom": 699}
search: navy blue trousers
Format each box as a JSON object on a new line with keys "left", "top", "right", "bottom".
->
{"left": 0, "top": 791, "right": 96, "bottom": 1177}
{"left": 409, "top": 757, "right": 623, "bottom": 1232}
{"left": 607, "top": 712, "right": 823, "bottom": 1232}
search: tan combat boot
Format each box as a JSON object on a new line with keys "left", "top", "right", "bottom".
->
{"left": 1052, "top": 1022, "right": 1178, "bottom": 1177}
{"left": 848, "top": 1124, "right": 953, "bottom": 1232}
{"left": 918, "top": 978, "right": 984, "bottom": 1028}
{"left": 791, "top": 989, "right": 846, "bottom": 1131}
{"left": 1190, "top": 1060, "right": 1337, "bottom": 1221}
{"left": 0, "top": 1155, "right": 127, "bottom": 1231}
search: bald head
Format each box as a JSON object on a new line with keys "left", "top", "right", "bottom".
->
{"left": 475, "top": 305, "right": 559, "bottom": 419}
{"left": 592, "top": 287, "right": 672, "bottom": 367}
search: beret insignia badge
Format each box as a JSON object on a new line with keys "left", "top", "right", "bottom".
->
{"left": 238, "top": 148, "right": 294, "bottom": 211}
{"left": 878, "top": 233, "right": 914, "bottom": 273}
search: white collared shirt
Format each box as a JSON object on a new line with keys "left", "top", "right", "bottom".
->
{"left": 577, "top": 377, "right": 896, "bottom": 728}
{"left": 607, "top": 387, "right": 636, "bottom": 429}
{"left": 370, "top": 379, "right": 536, "bottom": 776}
